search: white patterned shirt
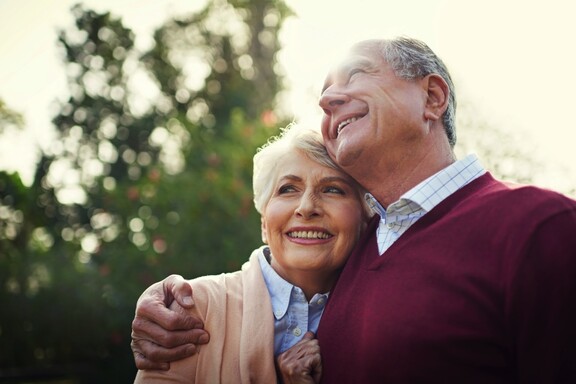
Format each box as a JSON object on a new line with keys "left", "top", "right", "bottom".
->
{"left": 366, "top": 154, "right": 486, "bottom": 255}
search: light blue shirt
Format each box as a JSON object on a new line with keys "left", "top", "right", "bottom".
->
{"left": 258, "top": 248, "right": 328, "bottom": 356}
{"left": 366, "top": 154, "right": 486, "bottom": 255}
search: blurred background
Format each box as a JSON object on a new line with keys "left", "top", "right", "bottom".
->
{"left": 1, "top": 0, "right": 574, "bottom": 382}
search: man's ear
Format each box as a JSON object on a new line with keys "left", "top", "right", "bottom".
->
{"left": 423, "top": 74, "right": 449, "bottom": 121}
{"left": 261, "top": 217, "right": 268, "bottom": 244}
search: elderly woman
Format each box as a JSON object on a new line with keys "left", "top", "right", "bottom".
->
{"left": 133, "top": 124, "right": 372, "bottom": 383}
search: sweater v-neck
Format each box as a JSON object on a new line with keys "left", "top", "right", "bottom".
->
{"left": 362, "top": 173, "right": 496, "bottom": 270}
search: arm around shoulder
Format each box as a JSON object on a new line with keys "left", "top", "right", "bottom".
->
{"left": 131, "top": 275, "right": 209, "bottom": 371}
{"left": 133, "top": 285, "right": 208, "bottom": 383}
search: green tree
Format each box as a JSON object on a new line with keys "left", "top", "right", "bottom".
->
{"left": 0, "top": 1, "right": 292, "bottom": 382}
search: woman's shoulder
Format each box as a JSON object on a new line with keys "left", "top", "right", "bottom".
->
{"left": 188, "top": 247, "right": 266, "bottom": 312}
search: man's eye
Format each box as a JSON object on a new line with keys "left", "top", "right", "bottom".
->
{"left": 349, "top": 68, "right": 364, "bottom": 77}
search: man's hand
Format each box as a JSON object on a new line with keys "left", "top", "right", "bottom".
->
{"left": 131, "top": 274, "right": 210, "bottom": 370}
{"left": 276, "top": 331, "right": 322, "bottom": 384}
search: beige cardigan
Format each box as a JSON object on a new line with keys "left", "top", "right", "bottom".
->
{"left": 134, "top": 247, "right": 276, "bottom": 383}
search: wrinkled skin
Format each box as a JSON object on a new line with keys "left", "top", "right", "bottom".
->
{"left": 276, "top": 331, "right": 322, "bottom": 384}
{"left": 131, "top": 275, "right": 210, "bottom": 370}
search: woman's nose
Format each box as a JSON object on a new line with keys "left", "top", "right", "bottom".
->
{"left": 295, "top": 193, "right": 320, "bottom": 218}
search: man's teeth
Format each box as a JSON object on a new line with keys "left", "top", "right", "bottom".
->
{"left": 288, "top": 231, "right": 331, "bottom": 239}
{"left": 337, "top": 117, "right": 359, "bottom": 134}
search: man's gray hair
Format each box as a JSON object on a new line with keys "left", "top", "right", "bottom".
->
{"left": 373, "top": 37, "right": 457, "bottom": 146}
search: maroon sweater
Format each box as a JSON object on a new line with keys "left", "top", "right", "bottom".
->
{"left": 318, "top": 173, "right": 576, "bottom": 383}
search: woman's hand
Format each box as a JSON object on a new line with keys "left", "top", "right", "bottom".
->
{"left": 276, "top": 331, "right": 322, "bottom": 384}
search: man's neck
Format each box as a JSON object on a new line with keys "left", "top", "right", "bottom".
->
{"left": 365, "top": 146, "right": 456, "bottom": 208}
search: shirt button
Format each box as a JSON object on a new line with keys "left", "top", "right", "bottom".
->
{"left": 317, "top": 298, "right": 325, "bottom": 305}
{"left": 293, "top": 327, "right": 302, "bottom": 337}
{"left": 386, "top": 222, "right": 394, "bottom": 229}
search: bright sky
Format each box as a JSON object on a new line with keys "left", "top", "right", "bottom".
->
{"left": 1, "top": 0, "right": 575, "bottom": 193}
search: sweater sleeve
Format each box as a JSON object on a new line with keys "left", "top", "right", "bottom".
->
{"left": 133, "top": 251, "right": 276, "bottom": 384}
{"left": 133, "top": 352, "right": 200, "bottom": 383}
{"left": 507, "top": 208, "right": 576, "bottom": 383}
{"left": 132, "top": 277, "right": 221, "bottom": 384}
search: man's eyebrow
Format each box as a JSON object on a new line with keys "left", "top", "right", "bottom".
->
{"left": 320, "top": 58, "right": 374, "bottom": 94}
{"left": 347, "top": 57, "right": 373, "bottom": 69}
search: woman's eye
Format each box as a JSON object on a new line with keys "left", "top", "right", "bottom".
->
{"left": 324, "top": 186, "right": 344, "bottom": 194}
{"left": 278, "top": 185, "right": 296, "bottom": 194}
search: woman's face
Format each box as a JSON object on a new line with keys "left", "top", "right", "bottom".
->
{"left": 261, "top": 150, "right": 368, "bottom": 281}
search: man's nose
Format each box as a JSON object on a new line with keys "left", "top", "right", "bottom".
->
{"left": 319, "top": 87, "right": 349, "bottom": 113}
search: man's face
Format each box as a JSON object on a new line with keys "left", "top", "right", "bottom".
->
{"left": 319, "top": 42, "right": 430, "bottom": 184}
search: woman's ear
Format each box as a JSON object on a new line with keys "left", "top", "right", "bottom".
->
{"left": 261, "top": 217, "right": 268, "bottom": 244}
{"left": 423, "top": 73, "right": 449, "bottom": 121}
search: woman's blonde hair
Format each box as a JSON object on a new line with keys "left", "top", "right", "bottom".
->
{"left": 252, "top": 123, "right": 371, "bottom": 217}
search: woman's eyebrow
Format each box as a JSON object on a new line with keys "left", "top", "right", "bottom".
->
{"left": 320, "top": 176, "right": 353, "bottom": 186}
{"left": 277, "top": 174, "right": 301, "bottom": 182}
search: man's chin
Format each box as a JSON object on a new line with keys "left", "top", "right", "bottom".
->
{"left": 333, "top": 145, "right": 360, "bottom": 171}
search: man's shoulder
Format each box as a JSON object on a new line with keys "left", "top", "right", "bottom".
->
{"left": 467, "top": 173, "right": 576, "bottom": 216}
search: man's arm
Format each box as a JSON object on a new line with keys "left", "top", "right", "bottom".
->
{"left": 511, "top": 209, "right": 576, "bottom": 382}
{"left": 131, "top": 274, "right": 210, "bottom": 370}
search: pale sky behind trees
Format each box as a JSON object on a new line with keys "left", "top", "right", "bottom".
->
{"left": 1, "top": 0, "right": 575, "bottom": 192}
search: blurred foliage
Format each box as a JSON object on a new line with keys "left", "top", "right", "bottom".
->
{"left": 0, "top": 0, "right": 292, "bottom": 382}
{"left": 455, "top": 102, "right": 575, "bottom": 197}
{"left": 0, "top": 100, "right": 25, "bottom": 134}
{"left": 455, "top": 101, "right": 542, "bottom": 184}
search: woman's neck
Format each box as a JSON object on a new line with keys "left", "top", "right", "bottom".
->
{"left": 267, "top": 254, "right": 337, "bottom": 301}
